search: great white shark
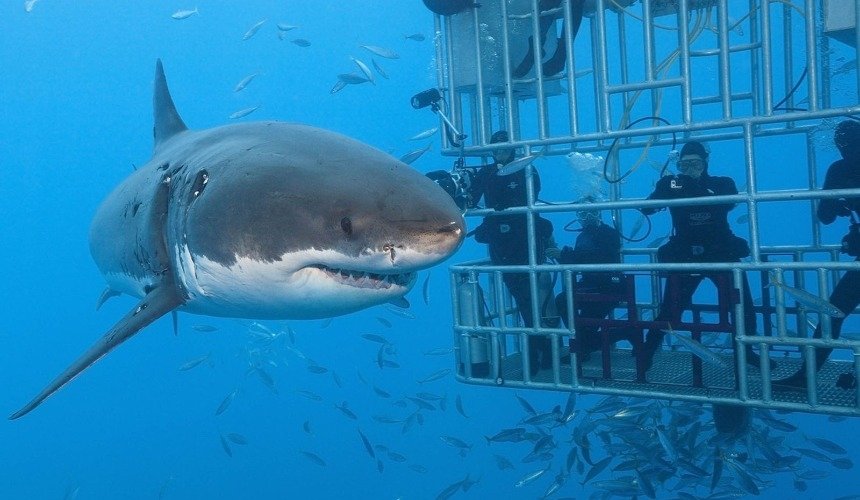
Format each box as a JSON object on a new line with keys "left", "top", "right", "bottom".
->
{"left": 11, "top": 60, "right": 464, "bottom": 419}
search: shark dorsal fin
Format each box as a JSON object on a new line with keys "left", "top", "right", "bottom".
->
{"left": 153, "top": 59, "right": 188, "bottom": 152}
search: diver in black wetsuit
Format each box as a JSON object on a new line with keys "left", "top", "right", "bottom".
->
{"left": 639, "top": 141, "right": 770, "bottom": 372}
{"left": 774, "top": 119, "right": 860, "bottom": 390}
{"left": 512, "top": 0, "right": 586, "bottom": 78}
{"left": 471, "top": 131, "right": 557, "bottom": 375}
{"left": 548, "top": 203, "right": 625, "bottom": 359}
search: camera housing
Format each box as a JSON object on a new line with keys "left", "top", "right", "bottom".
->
{"left": 411, "top": 88, "right": 442, "bottom": 109}
{"left": 426, "top": 166, "right": 477, "bottom": 210}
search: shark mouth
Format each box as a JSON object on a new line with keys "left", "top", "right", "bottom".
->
{"left": 311, "top": 264, "right": 415, "bottom": 290}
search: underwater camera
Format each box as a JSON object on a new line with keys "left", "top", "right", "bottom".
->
{"left": 410, "top": 87, "right": 467, "bottom": 147}
{"left": 411, "top": 88, "right": 443, "bottom": 110}
{"left": 426, "top": 161, "right": 478, "bottom": 211}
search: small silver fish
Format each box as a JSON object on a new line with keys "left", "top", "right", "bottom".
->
{"left": 178, "top": 353, "right": 210, "bottom": 372}
{"left": 330, "top": 80, "right": 347, "bottom": 94}
{"left": 371, "top": 59, "right": 389, "bottom": 80}
{"left": 350, "top": 57, "right": 374, "bottom": 84}
{"left": 307, "top": 364, "right": 329, "bottom": 374}
{"left": 409, "top": 127, "right": 438, "bottom": 141}
{"left": 337, "top": 72, "right": 370, "bottom": 85}
{"left": 276, "top": 23, "right": 298, "bottom": 32}
{"left": 233, "top": 72, "right": 259, "bottom": 92}
{"left": 515, "top": 465, "right": 550, "bottom": 487}
{"left": 300, "top": 450, "right": 327, "bottom": 466}
{"left": 361, "top": 45, "right": 400, "bottom": 59}
{"left": 399, "top": 144, "right": 432, "bottom": 164}
{"left": 242, "top": 19, "right": 267, "bottom": 41}
{"left": 423, "top": 347, "right": 453, "bottom": 356}
{"left": 214, "top": 388, "right": 239, "bottom": 416}
{"left": 335, "top": 401, "right": 358, "bottom": 420}
{"left": 291, "top": 39, "right": 311, "bottom": 47}
{"left": 376, "top": 316, "right": 392, "bottom": 328}
{"left": 455, "top": 395, "right": 469, "bottom": 418}
{"left": 171, "top": 7, "right": 197, "bottom": 20}
{"left": 362, "top": 333, "right": 391, "bottom": 345}
{"left": 417, "top": 368, "right": 451, "bottom": 384}
{"left": 404, "top": 33, "right": 426, "bottom": 41}
{"left": 219, "top": 434, "right": 232, "bottom": 457}
{"left": 227, "top": 433, "right": 248, "bottom": 445}
{"left": 358, "top": 428, "right": 375, "bottom": 458}
{"left": 496, "top": 152, "right": 542, "bottom": 176}
{"left": 229, "top": 105, "right": 260, "bottom": 120}
{"left": 663, "top": 329, "right": 730, "bottom": 369}
{"left": 385, "top": 304, "right": 416, "bottom": 319}
{"left": 422, "top": 273, "right": 431, "bottom": 305}
{"left": 295, "top": 389, "right": 322, "bottom": 401}
{"left": 769, "top": 273, "right": 846, "bottom": 318}
{"left": 439, "top": 435, "right": 471, "bottom": 450}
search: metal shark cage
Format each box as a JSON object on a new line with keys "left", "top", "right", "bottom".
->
{"left": 426, "top": 0, "right": 860, "bottom": 416}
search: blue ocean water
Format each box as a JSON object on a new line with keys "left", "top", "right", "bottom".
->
{"left": 1, "top": 1, "right": 858, "bottom": 499}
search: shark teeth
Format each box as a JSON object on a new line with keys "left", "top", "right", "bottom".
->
{"left": 311, "top": 265, "right": 413, "bottom": 289}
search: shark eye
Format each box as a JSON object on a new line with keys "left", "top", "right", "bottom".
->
{"left": 340, "top": 217, "right": 353, "bottom": 236}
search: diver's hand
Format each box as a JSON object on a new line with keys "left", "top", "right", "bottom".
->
{"left": 545, "top": 247, "right": 561, "bottom": 260}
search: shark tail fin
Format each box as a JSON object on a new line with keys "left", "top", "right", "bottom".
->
{"left": 153, "top": 59, "right": 188, "bottom": 152}
{"left": 10, "top": 285, "right": 183, "bottom": 419}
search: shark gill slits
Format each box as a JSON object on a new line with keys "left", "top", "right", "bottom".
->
{"left": 190, "top": 169, "right": 209, "bottom": 198}
{"left": 131, "top": 202, "right": 142, "bottom": 217}
{"left": 158, "top": 162, "right": 170, "bottom": 171}
{"left": 340, "top": 217, "right": 353, "bottom": 236}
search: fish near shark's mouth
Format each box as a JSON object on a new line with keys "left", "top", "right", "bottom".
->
{"left": 309, "top": 264, "right": 416, "bottom": 290}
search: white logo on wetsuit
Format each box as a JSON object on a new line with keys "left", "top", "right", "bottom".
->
{"left": 670, "top": 179, "right": 683, "bottom": 189}
{"left": 689, "top": 212, "right": 712, "bottom": 225}
{"left": 500, "top": 223, "right": 511, "bottom": 233}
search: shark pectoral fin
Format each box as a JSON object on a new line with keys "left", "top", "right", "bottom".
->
{"left": 10, "top": 285, "right": 184, "bottom": 420}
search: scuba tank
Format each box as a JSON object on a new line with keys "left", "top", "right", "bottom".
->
{"left": 457, "top": 276, "right": 490, "bottom": 377}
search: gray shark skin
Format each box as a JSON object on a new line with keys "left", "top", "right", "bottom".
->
{"left": 11, "top": 60, "right": 464, "bottom": 419}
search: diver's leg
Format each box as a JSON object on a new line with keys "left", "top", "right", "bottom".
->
{"left": 775, "top": 268, "right": 860, "bottom": 388}
{"left": 542, "top": 0, "right": 585, "bottom": 76}
{"left": 504, "top": 273, "right": 550, "bottom": 374}
{"left": 641, "top": 273, "right": 704, "bottom": 370}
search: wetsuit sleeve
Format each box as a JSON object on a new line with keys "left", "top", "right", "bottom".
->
{"left": 711, "top": 176, "right": 739, "bottom": 211}
{"left": 537, "top": 216, "right": 554, "bottom": 243}
{"left": 472, "top": 220, "right": 489, "bottom": 244}
{"left": 817, "top": 161, "right": 846, "bottom": 225}
{"left": 641, "top": 176, "right": 672, "bottom": 215}
{"left": 468, "top": 166, "right": 491, "bottom": 208}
